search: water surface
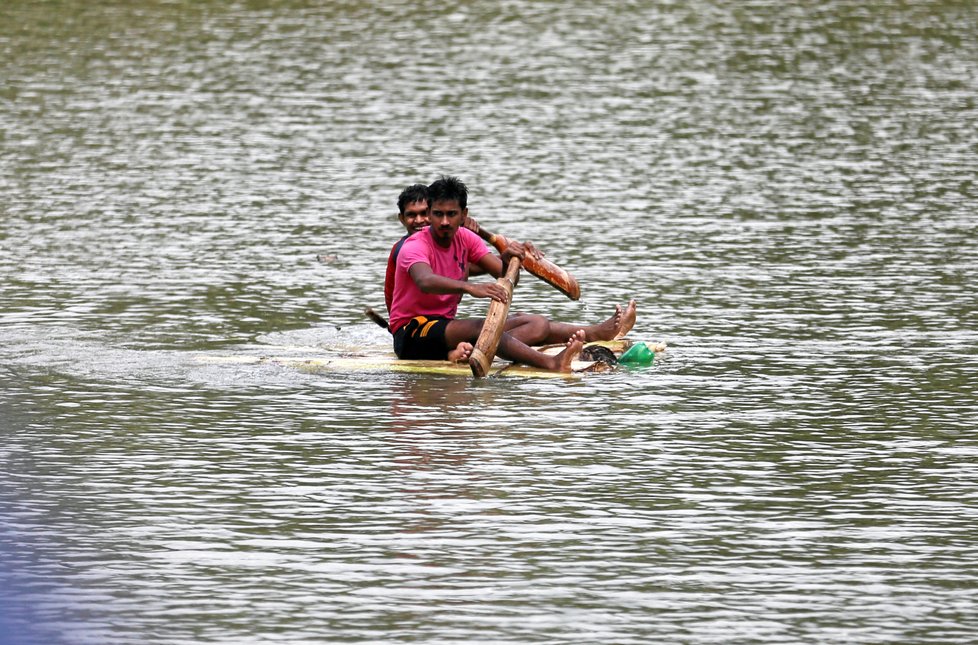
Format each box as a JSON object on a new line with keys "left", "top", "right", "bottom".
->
{"left": 2, "top": 1, "right": 977, "bottom": 643}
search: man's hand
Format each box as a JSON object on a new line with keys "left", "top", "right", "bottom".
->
{"left": 501, "top": 240, "right": 544, "bottom": 264}
{"left": 500, "top": 241, "right": 525, "bottom": 266}
{"left": 463, "top": 215, "right": 481, "bottom": 234}
{"left": 468, "top": 282, "right": 509, "bottom": 303}
{"left": 522, "top": 241, "right": 544, "bottom": 262}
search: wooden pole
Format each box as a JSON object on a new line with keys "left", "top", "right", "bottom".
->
{"left": 469, "top": 257, "right": 521, "bottom": 378}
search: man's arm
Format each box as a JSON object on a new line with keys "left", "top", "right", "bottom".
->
{"left": 473, "top": 252, "right": 503, "bottom": 279}
{"left": 473, "top": 242, "right": 531, "bottom": 286}
{"left": 409, "top": 262, "right": 509, "bottom": 303}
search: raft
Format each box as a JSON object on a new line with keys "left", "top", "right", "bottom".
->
{"left": 195, "top": 339, "right": 665, "bottom": 379}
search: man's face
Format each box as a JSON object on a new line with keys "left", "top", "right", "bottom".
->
{"left": 428, "top": 198, "right": 466, "bottom": 247}
{"left": 398, "top": 200, "right": 429, "bottom": 234}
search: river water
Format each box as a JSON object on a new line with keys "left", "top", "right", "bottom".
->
{"left": 2, "top": 1, "right": 977, "bottom": 643}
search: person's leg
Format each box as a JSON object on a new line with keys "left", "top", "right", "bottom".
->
{"left": 444, "top": 318, "right": 485, "bottom": 362}
{"left": 446, "top": 319, "right": 585, "bottom": 372}
{"left": 506, "top": 300, "right": 638, "bottom": 345}
{"left": 572, "top": 299, "right": 635, "bottom": 341}
{"left": 496, "top": 329, "right": 585, "bottom": 372}
{"left": 502, "top": 314, "right": 551, "bottom": 346}
{"left": 452, "top": 314, "right": 568, "bottom": 350}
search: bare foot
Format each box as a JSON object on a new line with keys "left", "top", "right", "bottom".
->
{"left": 588, "top": 304, "right": 624, "bottom": 341}
{"left": 548, "top": 330, "right": 585, "bottom": 372}
{"left": 614, "top": 299, "right": 637, "bottom": 339}
{"left": 447, "top": 342, "right": 473, "bottom": 363}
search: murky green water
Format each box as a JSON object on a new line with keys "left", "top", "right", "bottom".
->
{"left": 2, "top": 1, "right": 977, "bottom": 643}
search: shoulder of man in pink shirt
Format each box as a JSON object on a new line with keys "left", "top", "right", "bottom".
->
{"left": 396, "top": 230, "right": 431, "bottom": 271}
{"left": 457, "top": 227, "right": 490, "bottom": 264}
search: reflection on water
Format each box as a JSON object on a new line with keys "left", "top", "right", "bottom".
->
{"left": 2, "top": 0, "right": 978, "bottom": 642}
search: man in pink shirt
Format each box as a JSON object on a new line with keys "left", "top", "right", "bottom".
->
{"left": 384, "top": 184, "right": 490, "bottom": 317}
{"left": 389, "top": 176, "right": 635, "bottom": 372}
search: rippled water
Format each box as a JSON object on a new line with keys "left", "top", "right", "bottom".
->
{"left": 2, "top": 1, "right": 977, "bottom": 643}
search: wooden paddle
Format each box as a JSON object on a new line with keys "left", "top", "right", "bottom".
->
{"left": 469, "top": 257, "right": 521, "bottom": 378}
{"left": 364, "top": 307, "right": 389, "bottom": 329}
{"left": 476, "top": 227, "right": 580, "bottom": 300}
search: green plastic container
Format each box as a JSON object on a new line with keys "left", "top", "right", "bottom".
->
{"left": 618, "top": 341, "right": 655, "bottom": 367}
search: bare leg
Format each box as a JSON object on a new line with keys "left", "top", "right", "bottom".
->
{"left": 503, "top": 314, "right": 551, "bottom": 346}
{"left": 497, "top": 329, "right": 585, "bottom": 372}
{"left": 444, "top": 319, "right": 585, "bottom": 372}
{"left": 526, "top": 302, "right": 639, "bottom": 345}
{"left": 445, "top": 318, "right": 490, "bottom": 350}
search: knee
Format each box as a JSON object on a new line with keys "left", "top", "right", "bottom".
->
{"left": 525, "top": 314, "right": 550, "bottom": 339}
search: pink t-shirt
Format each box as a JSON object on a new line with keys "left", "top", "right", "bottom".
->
{"left": 388, "top": 227, "right": 490, "bottom": 333}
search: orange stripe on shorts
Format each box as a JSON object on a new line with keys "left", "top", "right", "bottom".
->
{"left": 409, "top": 316, "right": 428, "bottom": 338}
{"left": 419, "top": 320, "right": 438, "bottom": 337}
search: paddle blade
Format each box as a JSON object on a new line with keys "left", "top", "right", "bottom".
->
{"left": 522, "top": 254, "right": 581, "bottom": 300}
{"left": 478, "top": 228, "right": 580, "bottom": 300}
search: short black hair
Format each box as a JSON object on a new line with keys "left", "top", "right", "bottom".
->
{"left": 397, "top": 184, "right": 429, "bottom": 214}
{"left": 427, "top": 176, "right": 468, "bottom": 210}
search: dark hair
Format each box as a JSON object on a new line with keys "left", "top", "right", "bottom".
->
{"left": 397, "top": 184, "right": 429, "bottom": 214}
{"left": 427, "top": 175, "right": 468, "bottom": 210}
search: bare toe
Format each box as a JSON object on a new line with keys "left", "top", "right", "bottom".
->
{"left": 447, "top": 342, "right": 474, "bottom": 363}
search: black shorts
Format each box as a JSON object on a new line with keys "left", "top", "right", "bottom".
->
{"left": 393, "top": 316, "right": 451, "bottom": 360}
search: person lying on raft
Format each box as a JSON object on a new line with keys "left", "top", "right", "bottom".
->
{"left": 388, "top": 176, "right": 636, "bottom": 372}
